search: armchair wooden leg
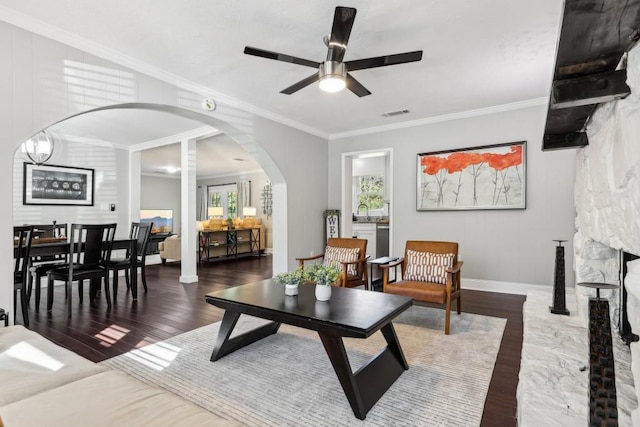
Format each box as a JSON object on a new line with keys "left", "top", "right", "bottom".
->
{"left": 457, "top": 293, "right": 462, "bottom": 314}
{"left": 444, "top": 296, "right": 452, "bottom": 335}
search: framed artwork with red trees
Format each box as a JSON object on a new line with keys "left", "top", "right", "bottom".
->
{"left": 417, "top": 141, "right": 526, "bottom": 210}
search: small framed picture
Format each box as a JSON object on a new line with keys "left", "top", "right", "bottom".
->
{"left": 23, "top": 163, "right": 94, "bottom": 206}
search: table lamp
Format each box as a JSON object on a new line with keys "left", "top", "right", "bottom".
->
{"left": 243, "top": 206, "right": 257, "bottom": 227}
{"left": 208, "top": 206, "right": 223, "bottom": 219}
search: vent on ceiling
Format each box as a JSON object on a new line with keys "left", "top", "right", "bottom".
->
{"left": 381, "top": 109, "right": 410, "bottom": 117}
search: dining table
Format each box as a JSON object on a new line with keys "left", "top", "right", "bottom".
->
{"left": 16, "top": 237, "right": 139, "bottom": 302}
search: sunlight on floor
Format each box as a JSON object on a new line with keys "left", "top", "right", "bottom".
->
{"left": 3, "top": 342, "right": 64, "bottom": 371}
{"left": 94, "top": 324, "right": 131, "bottom": 348}
{"left": 124, "top": 341, "right": 182, "bottom": 371}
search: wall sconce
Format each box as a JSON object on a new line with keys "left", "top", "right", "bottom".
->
{"left": 22, "top": 130, "right": 55, "bottom": 165}
{"left": 208, "top": 206, "right": 223, "bottom": 219}
{"left": 261, "top": 181, "right": 273, "bottom": 218}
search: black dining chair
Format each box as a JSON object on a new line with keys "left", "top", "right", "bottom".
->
{"left": 47, "top": 223, "right": 116, "bottom": 318}
{"left": 14, "top": 225, "right": 34, "bottom": 327}
{"left": 27, "top": 222, "right": 68, "bottom": 310}
{"left": 108, "top": 222, "right": 153, "bottom": 300}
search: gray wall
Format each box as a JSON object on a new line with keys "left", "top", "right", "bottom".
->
{"left": 329, "top": 105, "right": 576, "bottom": 289}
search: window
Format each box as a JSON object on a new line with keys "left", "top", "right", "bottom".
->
{"left": 354, "top": 175, "right": 384, "bottom": 214}
{"left": 207, "top": 184, "right": 237, "bottom": 218}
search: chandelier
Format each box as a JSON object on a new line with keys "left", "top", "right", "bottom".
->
{"left": 22, "top": 130, "right": 55, "bottom": 165}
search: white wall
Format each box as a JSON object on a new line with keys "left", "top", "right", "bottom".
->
{"left": 14, "top": 140, "right": 131, "bottom": 238}
{"left": 0, "top": 21, "right": 328, "bottom": 318}
{"left": 141, "top": 175, "right": 181, "bottom": 235}
{"left": 329, "top": 105, "right": 576, "bottom": 290}
{"left": 197, "top": 171, "right": 273, "bottom": 250}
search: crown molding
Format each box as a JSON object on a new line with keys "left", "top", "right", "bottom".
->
{"left": 197, "top": 168, "right": 265, "bottom": 182}
{"left": 328, "top": 97, "right": 549, "bottom": 140}
{"left": 141, "top": 172, "right": 181, "bottom": 180}
{"left": 0, "top": 7, "right": 328, "bottom": 140}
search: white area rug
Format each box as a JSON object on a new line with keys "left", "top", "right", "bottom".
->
{"left": 101, "top": 306, "right": 506, "bottom": 426}
{"left": 518, "top": 290, "right": 637, "bottom": 426}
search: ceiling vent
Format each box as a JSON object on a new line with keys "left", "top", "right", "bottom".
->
{"left": 381, "top": 109, "right": 410, "bottom": 117}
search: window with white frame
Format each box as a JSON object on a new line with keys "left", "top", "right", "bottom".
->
{"left": 354, "top": 175, "right": 384, "bottom": 215}
{"left": 207, "top": 184, "right": 237, "bottom": 218}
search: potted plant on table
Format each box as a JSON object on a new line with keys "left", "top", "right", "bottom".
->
{"left": 307, "top": 263, "right": 341, "bottom": 301}
{"left": 274, "top": 267, "right": 306, "bottom": 296}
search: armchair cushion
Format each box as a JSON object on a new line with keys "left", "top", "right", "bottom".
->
{"left": 323, "top": 246, "right": 359, "bottom": 275}
{"left": 404, "top": 250, "right": 455, "bottom": 284}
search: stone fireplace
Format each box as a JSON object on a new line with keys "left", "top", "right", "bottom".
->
{"left": 574, "top": 44, "right": 640, "bottom": 424}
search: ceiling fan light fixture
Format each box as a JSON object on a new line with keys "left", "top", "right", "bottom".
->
{"left": 318, "top": 61, "right": 346, "bottom": 93}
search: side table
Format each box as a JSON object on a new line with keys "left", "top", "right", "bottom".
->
{"left": 367, "top": 257, "right": 399, "bottom": 291}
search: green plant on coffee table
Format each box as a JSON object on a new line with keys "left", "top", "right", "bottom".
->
{"left": 273, "top": 267, "right": 306, "bottom": 286}
{"left": 307, "top": 263, "right": 341, "bottom": 286}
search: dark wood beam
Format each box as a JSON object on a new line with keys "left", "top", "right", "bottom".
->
{"left": 551, "top": 69, "right": 630, "bottom": 109}
{"left": 543, "top": 133, "right": 588, "bottom": 151}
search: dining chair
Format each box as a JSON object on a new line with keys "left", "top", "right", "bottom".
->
{"left": 108, "top": 221, "right": 153, "bottom": 300}
{"left": 47, "top": 223, "right": 117, "bottom": 318}
{"left": 14, "top": 225, "right": 34, "bottom": 327}
{"left": 27, "top": 222, "right": 68, "bottom": 310}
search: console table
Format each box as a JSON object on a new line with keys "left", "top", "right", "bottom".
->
{"left": 199, "top": 228, "right": 260, "bottom": 262}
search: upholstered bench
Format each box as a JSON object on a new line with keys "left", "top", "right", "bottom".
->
{"left": 0, "top": 326, "right": 239, "bottom": 426}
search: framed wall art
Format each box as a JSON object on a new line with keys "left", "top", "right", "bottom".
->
{"left": 417, "top": 141, "right": 526, "bottom": 211}
{"left": 23, "top": 163, "right": 94, "bottom": 206}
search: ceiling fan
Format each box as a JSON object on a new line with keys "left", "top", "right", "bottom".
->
{"left": 244, "top": 6, "right": 423, "bottom": 97}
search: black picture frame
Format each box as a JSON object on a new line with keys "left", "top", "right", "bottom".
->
{"left": 23, "top": 163, "right": 95, "bottom": 206}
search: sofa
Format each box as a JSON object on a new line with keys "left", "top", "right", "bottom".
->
{"left": 0, "top": 325, "right": 239, "bottom": 426}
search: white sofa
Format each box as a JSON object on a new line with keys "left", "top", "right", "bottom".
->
{"left": 0, "top": 326, "right": 239, "bottom": 427}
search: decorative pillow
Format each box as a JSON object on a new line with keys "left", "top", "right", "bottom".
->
{"left": 404, "top": 250, "right": 455, "bottom": 284}
{"left": 323, "top": 246, "right": 360, "bottom": 276}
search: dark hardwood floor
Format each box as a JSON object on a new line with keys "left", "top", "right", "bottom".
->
{"left": 24, "top": 256, "right": 524, "bottom": 427}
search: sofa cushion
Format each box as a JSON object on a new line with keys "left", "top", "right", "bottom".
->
{"left": 404, "top": 250, "right": 455, "bottom": 284}
{"left": 0, "top": 370, "right": 240, "bottom": 426}
{"left": 0, "top": 326, "right": 107, "bottom": 406}
{"left": 323, "top": 246, "right": 359, "bottom": 276}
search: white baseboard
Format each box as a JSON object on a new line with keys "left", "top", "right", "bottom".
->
{"left": 462, "top": 278, "right": 552, "bottom": 295}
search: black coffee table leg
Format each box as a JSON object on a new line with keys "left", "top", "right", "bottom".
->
{"left": 318, "top": 322, "right": 408, "bottom": 420}
{"left": 210, "top": 310, "right": 281, "bottom": 361}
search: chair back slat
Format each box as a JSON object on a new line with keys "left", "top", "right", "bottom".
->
{"left": 134, "top": 222, "right": 153, "bottom": 258}
{"left": 69, "top": 223, "right": 117, "bottom": 268}
{"left": 14, "top": 225, "right": 33, "bottom": 280}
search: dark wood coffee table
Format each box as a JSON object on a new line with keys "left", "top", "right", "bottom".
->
{"left": 205, "top": 280, "right": 413, "bottom": 420}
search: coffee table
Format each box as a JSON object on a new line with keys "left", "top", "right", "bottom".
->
{"left": 205, "top": 280, "right": 413, "bottom": 420}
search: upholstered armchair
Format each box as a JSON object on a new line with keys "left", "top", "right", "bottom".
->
{"left": 159, "top": 235, "right": 181, "bottom": 264}
{"left": 296, "top": 238, "right": 368, "bottom": 288}
{"left": 380, "top": 241, "right": 462, "bottom": 334}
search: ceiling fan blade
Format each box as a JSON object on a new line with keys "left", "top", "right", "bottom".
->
{"left": 244, "top": 46, "right": 320, "bottom": 69}
{"left": 345, "top": 73, "right": 371, "bottom": 97}
{"left": 345, "top": 50, "right": 423, "bottom": 72}
{"left": 326, "top": 7, "right": 357, "bottom": 63}
{"left": 280, "top": 73, "right": 320, "bottom": 95}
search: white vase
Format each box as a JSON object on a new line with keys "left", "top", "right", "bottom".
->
{"left": 315, "top": 284, "right": 332, "bottom": 301}
{"left": 285, "top": 284, "right": 299, "bottom": 296}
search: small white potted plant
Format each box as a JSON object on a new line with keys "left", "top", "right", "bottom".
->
{"left": 274, "top": 267, "right": 306, "bottom": 296}
{"left": 307, "top": 263, "right": 341, "bottom": 301}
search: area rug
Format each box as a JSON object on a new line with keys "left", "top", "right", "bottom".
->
{"left": 101, "top": 306, "right": 506, "bottom": 426}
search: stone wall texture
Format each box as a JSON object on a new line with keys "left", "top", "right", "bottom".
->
{"left": 575, "top": 43, "right": 640, "bottom": 423}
